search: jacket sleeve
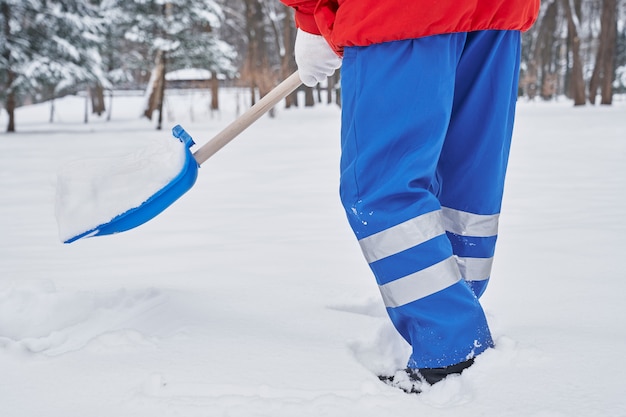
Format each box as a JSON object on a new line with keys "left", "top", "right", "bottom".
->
{"left": 280, "top": 0, "right": 321, "bottom": 35}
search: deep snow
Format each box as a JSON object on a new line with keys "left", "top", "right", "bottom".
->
{"left": 1, "top": 89, "right": 625, "bottom": 416}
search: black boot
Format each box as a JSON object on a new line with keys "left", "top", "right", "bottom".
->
{"left": 418, "top": 357, "right": 475, "bottom": 385}
{"left": 378, "top": 357, "right": 475, "bottom": 393}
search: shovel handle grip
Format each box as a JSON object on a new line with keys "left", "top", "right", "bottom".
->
{"left": 192, "top": 71, "right": 302, "bottom": 165}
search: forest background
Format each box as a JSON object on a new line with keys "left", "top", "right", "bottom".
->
{"left": 1, "top": 0, "right": 625, "bottom": 133}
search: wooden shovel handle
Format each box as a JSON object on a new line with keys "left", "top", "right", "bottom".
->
{"left": 192, "top": 71, "right": 302, "bottom": 165}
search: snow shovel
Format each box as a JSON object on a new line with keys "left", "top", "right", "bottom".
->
{"left": 56, "top": 71, "right": 302, "bottom": 244}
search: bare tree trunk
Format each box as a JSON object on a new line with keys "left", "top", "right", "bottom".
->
{"left": 562, "top": 0, "right": 586, "bottom": 106}
{"left": 244, "top": 0, "right": 277, "bottom": 116}
{"left": 91, "top": 84, "right": 106, "bottom": 116}
{"left": 145, "top": 2, "right": 172, "bottom": 124}
{"left": 600, "top": 0, "right": 617, "bottom": 105}
{"left": 589, "top": 44, "right": 603, "bottom": 103}
{"left": 2, "top": 2, "right": 16, "bottom": 132}
{"left": 538, "top": 1, "right": 558, "bottom": 100}
{"left": 144, "top": 50, "right": 165, "bottom": 120}
{"left": 244, "top": 0, "right": 260, "bottom": 107}
{"left": 210, "top": 70, "right": 219, "bottom": 111}
{"left": 327, "top": 75, "right": 334, "bottom": 104}
{"left": 5, "top": 87, "right": 16, "bottom": 133}
{"left": 249, "top": 84, "right": 256, "bottom": 107}
{"left": 156, "top": 54, "right": 167, "bottom": 130}
{"left": 304, "top": 86, "right": 315, "bottom": 107}
{"left": 334, "top": 71, "right": 341, "bottom": 108}
{"left": 281, "top": 5, "right": 298, "bottom": 108}
{"left": 49, "top": 98, "right": 55, "bottom": 123}
{"left": 84, "top": 89, "right": 89, "bottom": 124}
{"left": 107, "top": 90, "right": 113, "bottom": 121}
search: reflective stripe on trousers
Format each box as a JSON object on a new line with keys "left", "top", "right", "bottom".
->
{"left": 359, "top": 207, "right": 498, "bottom": 308}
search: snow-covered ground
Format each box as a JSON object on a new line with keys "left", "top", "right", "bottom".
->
{"left": 1, "top": 88, "right": 625, "bottom": 416}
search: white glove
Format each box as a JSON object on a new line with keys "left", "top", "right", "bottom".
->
{"left": 294, "top": 29, "right": 342, "bottom": 87}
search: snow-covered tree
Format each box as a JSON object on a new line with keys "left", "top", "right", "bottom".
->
{"left": 106, "top": 0, "right": 236, "bottom": 128}
{"left": 1, "top": 1, "right": 41, "bottom": 132}
{"left": 98, "top": 0, "right": 146, "bottom": 88}
{"left": 34, "top": 1, "right": 107, "bottom": 92}
{"left": 0, "top": 0, "right": 107, "bottom": 132}
{"left": 33, "top": 0, "right": 109, "bottom": 121}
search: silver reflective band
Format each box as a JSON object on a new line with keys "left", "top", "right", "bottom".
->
{"left": 379, "top": 257, "right": 461, "bottom": 308}
{"left": 456, "top": 256, "right": 494, "bottom": 282}
{"left": 441, "top": 207, "right": 499, "bottom": 237}
{"left": 359, "top": 210, "right": 445, "bottom": 264}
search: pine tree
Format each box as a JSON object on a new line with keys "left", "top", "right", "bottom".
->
{"left": 110, "top": 0, "right": 236, "bottom": 129}
{"left": 1, "top": 1, "right": 41, "bottom": 132}
{"left": 0, "top": 0, "right": 107, "bottom": 131}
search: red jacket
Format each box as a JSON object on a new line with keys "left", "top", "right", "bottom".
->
{"left": 281, "top": 0, "right": 540, "bottom": 55}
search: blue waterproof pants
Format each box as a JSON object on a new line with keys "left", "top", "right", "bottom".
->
{"left": 339, "top": 31, "right": 521, "bottom": 369}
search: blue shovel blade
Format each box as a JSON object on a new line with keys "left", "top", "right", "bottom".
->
{"left": 63, "top": 125, "right": 199, "bottom": 244}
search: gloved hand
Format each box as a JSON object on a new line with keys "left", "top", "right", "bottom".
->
{"left": 294, "top": 29, "right": 342, "bottom": 87}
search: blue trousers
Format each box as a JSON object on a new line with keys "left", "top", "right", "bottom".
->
{"left": 339, "top": 31, "right": 521, "bottom": 369}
